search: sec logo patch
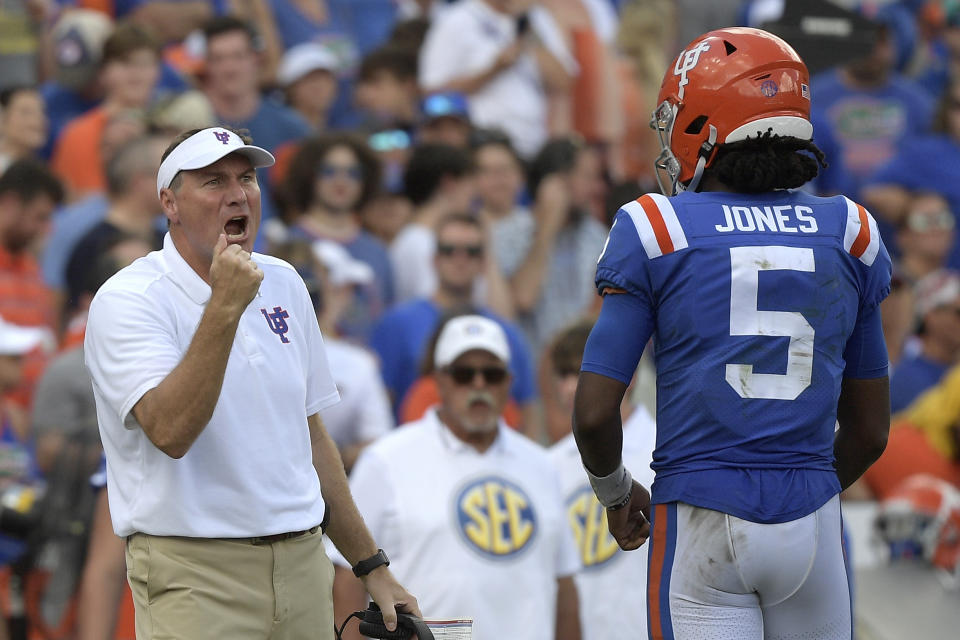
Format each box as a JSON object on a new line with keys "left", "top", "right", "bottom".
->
{"left": 566, "top": 486, "right": 620, "bottom": 569}
{"left": 456, "top": 476, "right": 537, "bottom": 558}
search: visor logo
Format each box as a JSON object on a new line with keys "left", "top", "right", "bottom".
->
{"left": 213, "top": 130, "right": 231, "bottom": 145}
{"left": 674, "top": 41, "right": 711, "bottom": 100}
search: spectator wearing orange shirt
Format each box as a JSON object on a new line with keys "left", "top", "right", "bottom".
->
{"left": 51, "top": 22, "right": 160, "bottom": 199}
{"left": 0, "top": 160, "right": 64, "bottom": 407}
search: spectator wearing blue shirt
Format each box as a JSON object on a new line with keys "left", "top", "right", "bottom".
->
{"left": 370, "top": 214, "right": 537, "bottom": 432}
{"left": 864, "top": 79, "right": 960, "bottom": 269}
{"left": 891, "top": 270, "right": 960, "bottom": 413}
{"left": 200, "top": 16, "right": 312, "bottom": 232}
{"left": 282, "top": 134, "right": 395, "bottom": 342}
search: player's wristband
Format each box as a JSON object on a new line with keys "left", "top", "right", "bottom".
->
{"left": 586, "top": 463, "right": 633, "bottom": 509}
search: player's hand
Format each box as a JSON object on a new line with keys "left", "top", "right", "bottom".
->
{"left": 606, "top": 480, "right": 651, "bottom": 551}
{"left": 209, "top": 233, "right": 263, "bottom": 314}
{"left": 361, "top": 567, "right": 421, "bottom": 633}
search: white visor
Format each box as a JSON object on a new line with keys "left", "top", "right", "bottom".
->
{"left": 156, "top": 128, "right": 275, "bottom": 198}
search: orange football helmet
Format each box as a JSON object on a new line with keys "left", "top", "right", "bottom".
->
{"left": 875, "top": 474, "right": 960, "bottom": 586}
{"left": 650, "top": 27, "right": 813, "bottom": 195}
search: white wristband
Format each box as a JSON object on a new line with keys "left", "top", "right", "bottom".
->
{"left": 585, "top": 463, "right": 632, "bottom": 509}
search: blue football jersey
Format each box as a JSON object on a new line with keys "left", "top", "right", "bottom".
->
{"left": 582, "top": 190, "right": 892, "bottom": 523}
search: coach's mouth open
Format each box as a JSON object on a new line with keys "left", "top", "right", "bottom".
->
{"left": 224, "top": 216, "right": 248, "bottom": 242}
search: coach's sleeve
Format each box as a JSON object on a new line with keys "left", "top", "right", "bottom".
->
{"left": 84, "top": 288, "right": 181, "bottom": 430}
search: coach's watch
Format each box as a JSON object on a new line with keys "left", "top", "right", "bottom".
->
{"left": 352, "top": 549, "right": 390, "bottom": 578}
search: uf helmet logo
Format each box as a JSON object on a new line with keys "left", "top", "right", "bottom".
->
{"left": 673, "top": 41, "right": 711, "bottom": 100}
{"left": 213, "top": 130, "right": 231, "bottom": 145}
{"left": 261, "top": 306, "right": 291, "bottom": 343}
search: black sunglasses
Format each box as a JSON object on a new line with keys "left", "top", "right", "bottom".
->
{"left": 437, "top": 244, "right": 484, "bottom": 258}
{"left": 445, "top": 365, "right": 508, "bottom": 385}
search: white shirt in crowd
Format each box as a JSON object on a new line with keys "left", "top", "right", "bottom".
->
{"left": 328, "top": 408, "right": 580, "bottom": 640}
{"left": 548, "top": 406, "right": 657, "bottom": 640}
{"left": 389, "top": 222, "right": 436, "bottom": 303}
{"left": 84, "top": 234, "right": 340, "bottom": 538}
{"left": 319, "top": 338, "right": 394, "bottom": 450}
{"left": 419, "top": 0, "right": 577, "bottom": 159}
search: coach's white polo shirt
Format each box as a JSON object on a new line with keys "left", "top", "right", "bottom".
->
{"left": 328, "top": 409, "right": 580, "bottom": 640}
{"left": 84, "top": 234, "right": 339, "bottom": 538}
{"left": 549, "top": 407, "right": 657, "bottom": 640}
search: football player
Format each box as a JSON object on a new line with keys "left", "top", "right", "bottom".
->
{"left": 573, "top": 27, "right": 891, "bottom": 639}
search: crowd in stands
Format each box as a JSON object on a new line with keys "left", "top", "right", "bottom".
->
{"left": 2, "top": 0, "right": 960, "bottom": 637}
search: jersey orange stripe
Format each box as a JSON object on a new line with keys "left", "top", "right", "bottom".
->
{"left": 647, "top": 504, "right": 668, "bottom": 639}
{"left": 638, "top": 194, "right": 675, "bottom": 255}
{"left": 849, "top": 203, "right": 871, "bottom": 258}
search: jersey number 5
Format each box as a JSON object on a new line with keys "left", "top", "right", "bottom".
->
{"left": 726, "top": 245, "right": 815, "bottom": 400}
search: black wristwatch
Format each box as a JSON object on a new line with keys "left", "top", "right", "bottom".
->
{"left": 352, "top": 549, "right": 390, "bottom": 577}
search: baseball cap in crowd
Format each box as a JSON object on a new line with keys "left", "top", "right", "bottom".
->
{"left": 0, "top": 318, "right": 49, "bottom": 357}
{"left": 150, "top": 91, "right": 216, "bottom": 133}
{"left": 434, "top": 315, "right": 510, "bottom": 369}
{"left": 157, "top": 128, "right": 275, "bottom": 197}
{"left": 421, "top": 92, "right": 470, "bottom": 123}
{"left": 52, "top": 9, "right": 114, "bottom": 89}
{"left": 278, "top": 43, "right": 339, "bottom": 88}
{"left": 914, "top": 269, "right": 960, "bottom": 318}
{"left": 311, "top": 240, "right": 374, "bottom": 287}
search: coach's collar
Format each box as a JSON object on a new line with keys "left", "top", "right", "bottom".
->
{"left": 161, "top": 233, "right": 211, "bottom": 305}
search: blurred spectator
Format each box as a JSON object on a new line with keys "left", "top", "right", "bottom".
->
{"left": 547, "top": 320, "right": 655, "bottom": 639}
{"left": 310, "top": 240, "right": 394, "bottom": 471}
{"left": 391, "top": 142, "right": 475, "bottom": 302}
{"left": 331, "top": 314, "right": 580, "bottom": 640}
{"left": 354, "top": 45, "right": 420, "bottom": 132}
{"left": 0, "top": 160, "right": 63, "bottom": 406}
{"left": 895, "top": 191, "right": 956, "bottom": 283}
{"left": 0, "top": 0, "right": 58, "bottom": 90}
{"left": 41, "top": 109, "right": 147, "bottom": 320}
{"left": 201, "top": 15, "right": 311, "bottom": 226}
{"left": 510, "top": 137, "right": 608, "bottom": 351}
{"left": 810, "top": 7, "right": 934, "bottom": 200}
{"left": 63, "top": 135, "right": 165, "bottom": 309}
{"left": 473, "top": 134, "right": 532, "bottom": 284}
{"left": 417, "top": 91, "right": 473, "bottom": 149}
{"left": 890, "top": 269, "right": 960, "bottom": 413}
{"left": 277, "top": 42, "right": 340, "bottom": 131}
{"left": 372, "top": 214, "right": 537, "bottom": 428}
{"left": 51, "top": 21, "right": 160, "bottom": 199}
{"left": 41, "top": 9, "right": 114, "bottom": 160}
{"left": 148, "top": 89, "right": 216, "bottom": 136}
{"left": 283, "top": 133, "right": 393, "bottom": 341}
{"left": 0, "top": 86, "right": 48, "bottom": 174}
{"left": 864, "top": 361, "right": 960, "bottom": 499}
{"left": 863, "top": 77, "right": 960, "bottom": 268}
{"left": 418, "top": 0, "right": 576, "bottom": 158}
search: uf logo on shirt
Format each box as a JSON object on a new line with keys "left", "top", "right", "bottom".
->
{"left": 455, "top": 476, "right": 537, "bottom": 559}
{"left": 566, "top": 486, "right": 620, "bottom": 569}
{"left": 261, "top": 306, "right": 290, "bottom": 343}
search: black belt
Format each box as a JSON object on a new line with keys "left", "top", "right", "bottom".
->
{"left": 248, "top": 503, "right": 330, "bottom": 545}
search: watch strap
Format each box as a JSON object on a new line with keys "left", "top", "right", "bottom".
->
{"left": 352, "top": 548, "right": 390, "bottom": 578}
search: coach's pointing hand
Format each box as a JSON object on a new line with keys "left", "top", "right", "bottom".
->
{"left": 210, "top": 233, "right": 263, "bottom": 312}
{"left": 606, "top": 480, "right": 651, "bottom": 551}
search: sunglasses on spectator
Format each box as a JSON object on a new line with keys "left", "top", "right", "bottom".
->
{"left": 318, "top": 164, "right": 363, "bottom": 181}
{"left": 437, "top": 244, "right": 483, "bottom": 258}
{"left": 907, "top": 210, "right": 955, "bottom": 233}
{"left": 445, "top": 365, "right": 508, "bottom": 385}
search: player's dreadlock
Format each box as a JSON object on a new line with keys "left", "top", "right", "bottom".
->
{"left": 705, "top": 129, "right": 827, "bottom": 193}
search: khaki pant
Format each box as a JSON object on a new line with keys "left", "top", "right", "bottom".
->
{"left": 125, "top": 529, "right": 335, "bottom": 640}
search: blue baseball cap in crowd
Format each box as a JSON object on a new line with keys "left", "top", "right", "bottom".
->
{"left": 421, "top": 92, "right": 470, "bottom": 123}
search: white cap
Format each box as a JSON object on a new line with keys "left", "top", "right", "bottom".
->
{"left": 0, "top": 319, "right": 50, "bottom": 356}
{"left": 434, "top": 315, "right": 510, "bottom": 369}
{"left": 278, "top": 42, "right": 338, "bottom": 87}
{"left": 156, "top": 128, "right": 275, "bottom": 198}
{"left": 312, "top": 240, "right": 374, "bottom": 286}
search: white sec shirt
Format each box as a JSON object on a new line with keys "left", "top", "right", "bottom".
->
{"left": 84, "top": 234, "right": 340, "bottom": 538}
{"left": 548, "top": 407, "right": 657, "bottom": 640}
{"left": 328, "top": 409, "right": 580, "bottom": 640}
